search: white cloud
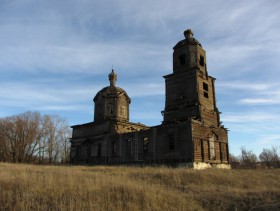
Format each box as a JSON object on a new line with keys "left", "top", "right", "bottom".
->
{"left": 257, "top": 134, "right": 280, "bottom": 146}
{"left": 0, "top": 82, "right": 95, "bottom": 109}
{"left": 240, "top": 98, "right": 280, "bottom": 105}
{"left": 222, "top": 112, "right": 280, "bottom": 133}
{"left": 216, "top": 80, "right": 280, "bottom": 106}
{"left": 217, "top": 81, "right": 272, "bottom": 91}
{"left": 0, "top": 78, "right": 165, "bottom": 118}
{"left": 239, "top": 88, "right": 280, "bottom": 105}
{"left": 0, "top": 43, "right": 170, "bottom": 75}
{"left": 36, "top": 105, "right": 89, "bottom": 111}
{"left": 223, "top": 113, "right": 275, "bottom": 123}
{"left": 123, "top": 83, "right": 164, "bottom": 97}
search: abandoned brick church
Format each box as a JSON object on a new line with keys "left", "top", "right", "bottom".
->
{"left": 70, "top": 29, "right": 230, "bottom": 169}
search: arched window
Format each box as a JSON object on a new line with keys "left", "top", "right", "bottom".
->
{"left": 209, "top": 133, "right": 217, "bottom": 160}
{"left": 106, "top": 101, "right": 114, "bottom": 115}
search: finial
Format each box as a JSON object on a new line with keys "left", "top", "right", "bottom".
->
{"left": 184, "top": 29, "right": 193, "bottom": 39}
{"left": 108, "top": 69, "right": 117, "bottom": 87}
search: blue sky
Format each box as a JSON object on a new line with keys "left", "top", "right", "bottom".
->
{"left": 0, "top": 0, "right": 279, "bottom": 155}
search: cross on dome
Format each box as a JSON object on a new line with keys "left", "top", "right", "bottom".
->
{"left": 108, "top": 69, "right": 117, "bottom": 86}
{"left": 184, "top": 29, "right": 193, "bottom": 39}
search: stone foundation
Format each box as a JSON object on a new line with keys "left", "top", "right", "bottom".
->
{"left": 178, "top": 162, "right": 231, "bottom": 169}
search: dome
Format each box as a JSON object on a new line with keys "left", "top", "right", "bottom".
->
{"left": 173, "top": 29, "right": 202, "bottom": 49}
{"left": 93, "top": 69, "right": 130, "bottom": 123}
{"left": 93, "top": 86, "right": 130, "bottom": 103}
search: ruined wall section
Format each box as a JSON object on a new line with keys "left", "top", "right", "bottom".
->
{"left": 191, "top": 119, "right": 229, "bottom": 164}
{"left": 72, "top": 122, "right": 110, "bottom": 138}
{"left": 154, "top": 122, "right": 193, "bottom": 162}
{"left": 163, "top": 70, "right": 199, "bottom": 122}
{"left": 80, "top": 122, "right": 194, "bottom": 164}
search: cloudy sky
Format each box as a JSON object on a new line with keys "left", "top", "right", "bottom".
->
{"left": 1, "top": 0, "right": 279, "bottom": 155}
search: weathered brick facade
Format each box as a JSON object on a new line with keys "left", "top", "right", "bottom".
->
{"left": 70, "top": 29, "right": 230, "bottom": 169}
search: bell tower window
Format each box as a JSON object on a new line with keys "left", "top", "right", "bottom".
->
{"left": 203, "top": 82, "right": 209, "bottom": 99}
{"left": 203, "top": 82, "right": 208, "bottom": 91}
{"left": 179, "top": 55, "right": 186, "bottom": 65}
{"left": 120, "top": 106, "right": 126, "bottom": 116}
{"left": 106, "top": 102, "right": 114, "bottom": 115}
{"left": 204, "top": 92, "right": 209, "bottom": 98}
{"left": 199, "top": 55, "right": 205, "bottom": 67}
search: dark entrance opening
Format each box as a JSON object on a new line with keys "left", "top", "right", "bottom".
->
{"left": 97, "top": 143, "right": 102, "bottom": 157}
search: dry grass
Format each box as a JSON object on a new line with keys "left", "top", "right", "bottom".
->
{"left": 0, "top": 163, "right": 279, "bottom": 211}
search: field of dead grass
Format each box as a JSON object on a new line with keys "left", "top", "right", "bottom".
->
{"left": 0, "top": 163, "right": 279, "bottom": 210}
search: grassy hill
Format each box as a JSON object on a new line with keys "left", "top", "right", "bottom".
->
{"left": 0, "top": 163, "right": 279, "bottom": 210}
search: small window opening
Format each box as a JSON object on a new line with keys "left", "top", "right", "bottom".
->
{"left": 143, "top": 137, "right": 149, "bottom": 153}
{"left": 203, "top": 82, "right": 209, "bottom": 98}
{"left": 204, "top": 92, "right": 209, "bottom": 98}
{"left": 203, "top": 82, "right": 208, "bottom": 91}
{"left": 199, "top": 55, "right": 205, "bottom": 66}
{"left": 128, "top": 137, "right": 133, "bottom": 156}
{"left": 107, "top": 102, "right": 114, "bottom": 115}
{"left": 112, "top": 141, "right": 117, "bottom": 156}
{"left": 75, "top": 146, "right": 80, "bottom": 156}
{"left": 179, "top": 55, "right": 186, "bottom": 65}
{"left": 97, "top": 143, "right": 102, "bottom": 157}
{"left": 169, "top": 134, "right": 175, "bottom": 151}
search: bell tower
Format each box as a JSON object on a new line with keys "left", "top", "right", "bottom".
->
{"left": 163, "top": 29, "right": 220, "bottom": 127}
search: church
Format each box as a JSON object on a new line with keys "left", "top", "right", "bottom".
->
{"left": 70, "top": 29, "right": 230, "bottom": 169}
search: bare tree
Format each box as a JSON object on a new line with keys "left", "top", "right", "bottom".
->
{"left": 271, "top": 146, "right": 280, "bottom": 167}
{"left": 229, "top": 153, "right": 241, "bottom": 169}
{"left": 229, "top": 153, "right": 240, "bottom": 163}
{"left": 59, "top": 126, "right": 71, "bottom": 164}
{"left": 0, "top": 111, "right": 70, "bottom": 164}
{"left": 259, "top": 148, "right": 273, "bottom": 167}
{"left": 240, "top": 147, "right": 258, "bottom": 169}
{"left": 259, "top": 146, "right": 280, "bottom": 168}
{"left": 41, "top": 114, "right": 70, "bottom": 164}
{"left": 0, "top": 112, "right": 41, "bottom": 163}
{"left": 0, "top": 134, "right": 9, "bottom": 161}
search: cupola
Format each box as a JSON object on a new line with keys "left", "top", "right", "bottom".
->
{"left": 93, "top": 69, "right": 130, "bottom": 123}
{"left": 173, "top": 29, "right": 207, "bottom": 76}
